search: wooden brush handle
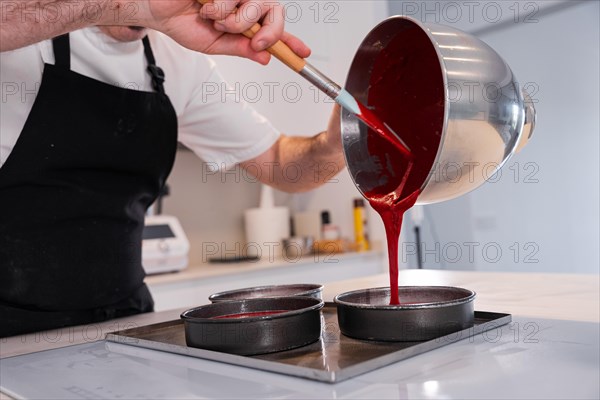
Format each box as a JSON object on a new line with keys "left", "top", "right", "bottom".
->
{"left": 197, "top": 0, "right": 307, "bottom": 72}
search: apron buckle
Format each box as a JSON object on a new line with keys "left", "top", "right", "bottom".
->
{"left": 147, "top": 65, "right": 166, "bottom": 93}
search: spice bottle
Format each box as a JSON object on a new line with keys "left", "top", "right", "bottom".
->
{"left": 353, "top": 198, "right": 369, "bottom": 252}
{"left": 320, "top": 210, "right": 340, "bottom": 240}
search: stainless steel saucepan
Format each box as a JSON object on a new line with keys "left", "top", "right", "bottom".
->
{"left": 342, "top": 16, "right": 536, "bottom": 204}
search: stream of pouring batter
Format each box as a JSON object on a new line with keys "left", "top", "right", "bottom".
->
{"left": 359, "top": 26, "right": 446, "bottom": 305}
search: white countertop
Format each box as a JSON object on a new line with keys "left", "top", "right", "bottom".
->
{"left": 322, "top": 269, "right": 600, "bottom": 323}
{"left": 1, "top": 269, "right": 599, "bottom": 399}
{"left": 144, "top": 250, "right": 382, "bottom": 286}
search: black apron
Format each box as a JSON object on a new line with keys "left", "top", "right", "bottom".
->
{"left": 0, "top": 34, "right": 178, "bottom": 337}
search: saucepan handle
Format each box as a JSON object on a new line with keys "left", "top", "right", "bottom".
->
{"left": 516, "top": 88, "right": 537, "bottom": 153}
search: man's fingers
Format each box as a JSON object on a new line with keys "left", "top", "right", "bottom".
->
{"left": 199, "top": 1, "right": 286, "bottom": 52}
{"left": 196, "top": 0, "right": 308, "bottom": 63}
{"left": 199, "top": 0, "right": 238, "bottom": 21}
{"left": 250, "top": 2, "right": 284, "bottom": 51}
{"left": 205, "top": 33, "right": 272, "bottom": 64}
{"left": 279, "top": 31, "right": 311, "bottom": 58}
{"left": 213, "top": 1, "right": 269, "bottom": 35}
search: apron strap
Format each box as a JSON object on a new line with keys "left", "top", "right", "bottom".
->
{"left": 143, "top": 35, "right": 166, "bottom": 94}
{"left": 50, "top": 33, "right": 166, "bottom": 94}
{"left": 52, "top": 34, "right": 71, "bottom": 69}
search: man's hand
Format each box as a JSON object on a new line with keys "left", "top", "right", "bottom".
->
{"left": 1, "top": 0, "right": 310, "bottom": 63}
{"left": 144, "top": 0, "right": 310, "bottom": 64}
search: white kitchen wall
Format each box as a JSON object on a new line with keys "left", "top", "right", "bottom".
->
{"left": 468, "top": 1, "right": 599, "bottom": 273}
{"left": 389, "top": 0, "right": 600, "bottom": 273}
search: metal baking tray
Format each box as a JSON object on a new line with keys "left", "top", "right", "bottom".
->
{"left": 106, "top": 303, "right": 511, "bottom": 383}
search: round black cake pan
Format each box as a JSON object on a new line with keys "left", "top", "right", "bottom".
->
{"left": 208, "top": 284, "right": 323, "bottom": 303}
{"left": 181, "top": 297, "right": 324, "bottom": 355}
{"left": 334, "top": 286, "right": 475, "bottom": 342}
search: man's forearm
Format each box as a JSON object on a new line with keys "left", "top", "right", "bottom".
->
{"left": 1, "top": 0, "right": 296, "bottom": 60}
{"left": 0, "top": 0, "right": 138, "bottom": 51}
{"left": 241, "top": 132, "right": 345, "bottom": 193}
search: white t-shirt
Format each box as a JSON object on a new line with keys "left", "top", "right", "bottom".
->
{"left": 0, "top": 28, "right": 280, "bottom": 170}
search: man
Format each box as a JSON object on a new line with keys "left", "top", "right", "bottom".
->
{"left": 0, "top": 0, "right": 344, "bottom": 337}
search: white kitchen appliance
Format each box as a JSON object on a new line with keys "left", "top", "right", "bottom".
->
{"left": 142, "top": 215, "right": 189, "bottom": 275}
